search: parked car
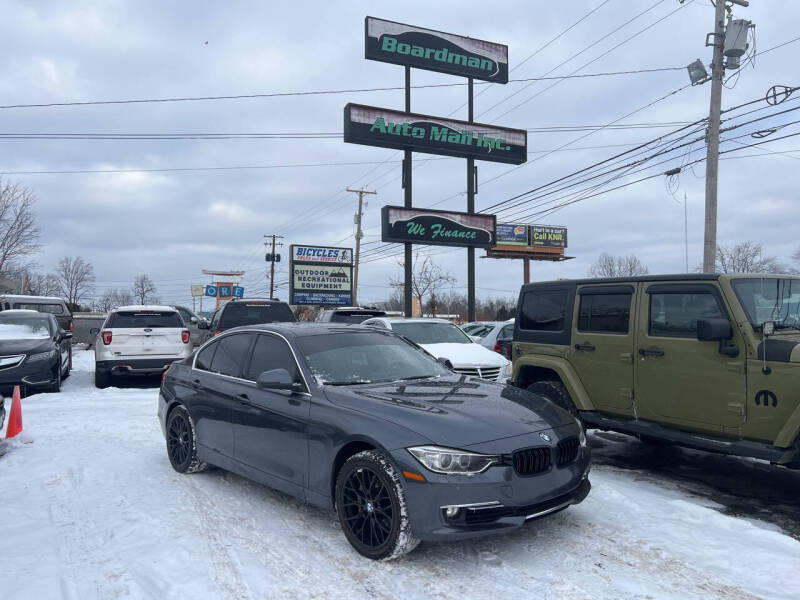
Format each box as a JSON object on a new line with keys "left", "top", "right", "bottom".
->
{"left": 362, "top": 317, "right": 511, "bottom": 381}
{"left": 0, "top": 295, "right": 74, "bottom": 369}
{"left": 512, "top": 274, "right": 800, "bottom": 468}
{"left": 316, "top": 306, "right": 387, "bottom": 324}
{"left": 461, "top": 321, "right": 496, "bottom": 338}
{"left": 479, "top": 319, "right": 515, "bottom": 359}
{"left": 0, "top": 309, "right": 72, "bottom": 394}
{"left": 173, "top": 305, "right": 207, "bottom": 347}
{"left": 158, "top": 323, "right": 590, "bottom": 560}
{"left": 93, "top": 305, "right": 192, "bottom": 388}
{"left": 200, "top": 298, "right": 296, "bottom": 343}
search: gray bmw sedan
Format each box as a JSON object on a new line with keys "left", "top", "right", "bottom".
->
{"left": 158, "top": 323, "right": 590, "bottom": 560}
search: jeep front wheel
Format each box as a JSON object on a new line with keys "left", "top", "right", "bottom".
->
{"left": 527, "top": 380, "right": 580, "bottom": 420}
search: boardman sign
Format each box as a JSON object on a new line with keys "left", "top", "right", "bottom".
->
{"left": 344, "top": 104, "right": 527, "bottom": 165}
{"left": 365, "top": 17, "right": 508, "bottom": 83}
{"left": 290, "top": 244, "right": 353, "bottom": 306}
{"left": 382, "top": 206, "right": 496, "bottom": 249}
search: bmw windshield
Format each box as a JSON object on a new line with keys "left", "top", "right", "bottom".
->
{"left": 297, "top": 331, "right": 450, "bottom": 385}
{"left": 732, "top": 277, "right": 800, "bottom": 331}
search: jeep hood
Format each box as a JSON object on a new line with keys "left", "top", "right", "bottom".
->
{"left": 323, "top": 375, "right": 574, "bottom": 448}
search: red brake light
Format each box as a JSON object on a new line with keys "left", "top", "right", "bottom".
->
{"left": 101, "top": 330, "right": 112, "bottom": 345}
{"left": 69, "top": 321, "right": 74, "bottom": 332}
{"left": 214, "top": 329, "right": 222, "bottom": 336}
{"left": 181, "top": 329, "right": 190, "bottom": 344}
{"left": 493, "top": 343, "right": 502, "bottom": 354}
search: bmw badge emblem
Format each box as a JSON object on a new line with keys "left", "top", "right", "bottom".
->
{"left": 539, "top": 432, "right": 551, "bottom": 442}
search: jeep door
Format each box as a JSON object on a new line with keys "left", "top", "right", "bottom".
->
{"left": 569, "top": 285, "right": 636, "bottom": 416}
{"left": 635, "top": 282, "right": 746, "bottom": 432}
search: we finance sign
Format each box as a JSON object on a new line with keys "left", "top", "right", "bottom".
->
{"left": 365, "top": 17, "right": 508, "bottom": 83}
{"left": 344, "top": 104, "right": 527, "bottom": 165}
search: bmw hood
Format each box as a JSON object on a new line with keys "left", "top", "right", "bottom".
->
{"left": 324, "top": 375, "right": 574, "bottom": 448}
{"left": 0, "top": 338, "right": 54, "bottom": 357}
{"left": 418, "top": 342, "right": 509, "bottom": 368}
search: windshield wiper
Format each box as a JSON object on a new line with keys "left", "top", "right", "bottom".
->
{"left": 322, "top": 380, "right": 373, "bottom": 386}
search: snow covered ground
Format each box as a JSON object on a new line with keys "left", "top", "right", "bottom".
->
{"left": 1, "top": 350, "right": 799, "bottom": 600}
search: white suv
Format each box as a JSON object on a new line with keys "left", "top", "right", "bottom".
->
{"left": 93, "top": 305, "right": 192, "bottom": 388}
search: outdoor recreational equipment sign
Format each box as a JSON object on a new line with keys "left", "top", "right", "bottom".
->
{"left": 344, "top": 104, "right": 527, "bottom": 165}
{"left": 530, "top": 225, "right": 568, "bottom": 248}
{"left": 365, "top": 17, "right": 509, "bottom": 84}
{"left": 290, "top": 245, "right": 354, "bottom": 306}
{"left": 381, "top": 206, "right": 496, "bottom": 248}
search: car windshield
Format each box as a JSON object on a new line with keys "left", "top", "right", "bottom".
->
{"left": 328, "top": 311, "right": 384, "bottom": 324}
{"left": 0, "top": 318, "right": 51, "bottom": 339}
{"left": 732, "top": 278, "right": 800, "bottom": 330}
{"left": 391, "top": 321, "right": 473, "bottom": 345}
{"left": 107, "top": 311, "right": 184, "bottom": 328}
{"left": 297, "top": 331, "right": 450, "bottom": 385}
{"left": 219, "top": 302, "right": 296, "bottom": 328}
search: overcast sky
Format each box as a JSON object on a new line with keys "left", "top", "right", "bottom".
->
{"left": 2, "top": 0, "right": 799, "bottom": 309}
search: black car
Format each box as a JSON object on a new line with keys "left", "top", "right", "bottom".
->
{"left": 158, "top": 323, "right": 590, "bottom": 560}
{"left": 0, "top": 310, "right": 72, "bottom": 394}
{"left": 199, "top": 298, "right": 296, "bottom": 343}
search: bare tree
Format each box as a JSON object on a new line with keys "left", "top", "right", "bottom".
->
{"left": 715, "top": 242, "right": 784, "bottom": 274}
{"left": 132, "top": 274, "right": 158, "bottom": 304}
{"left": 390, "top": 253, "right": 455, "bottom": 316}
{"left": 0, "top": 179, "right": 42, "bottom": 277}
{"left": 26, "top": 271, "right": 60, "bottom": 296}
{"left": 54, "top": 256, "right": 95, "bottom": 305}
{"left": 589, "top": 253, "right": 649, "bottom": 278}
{"left": 98, "top": 288, "right": 133, "bottom": 312}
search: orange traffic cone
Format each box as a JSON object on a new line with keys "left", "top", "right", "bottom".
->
{"left": 5, "top": 385, "right": 22, "bottom": 439}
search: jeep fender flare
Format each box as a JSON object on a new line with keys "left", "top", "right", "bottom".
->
{"left": 514, "top": 356, "right": 594, "bottom": 411}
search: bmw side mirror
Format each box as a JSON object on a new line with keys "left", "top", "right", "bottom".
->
{"left": 90, "top": 327, "right": 100, "bottom": 335}
{"left": 436, "top": 357, "right": 454, "bottom": 370}
{"left": 257, "top": 368, "right": 303, "bottom": 392}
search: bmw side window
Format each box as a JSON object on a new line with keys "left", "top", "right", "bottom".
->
{"left": 520, "top": 290, "right": 567, "bottom": 331}
{"left": 578, "top": 294, "right": 632, "bottom": 334}
{"left": 195, "top": 343, "right": 217, "bottom": 371}
{"left": 245, "top": 334, "right": 302, "bottom": 384}
{"left": 209, "top": 334, "right": 254, "bottom": 377}
{"left": 649, "top": 292, "right": 725, "bottom": 338}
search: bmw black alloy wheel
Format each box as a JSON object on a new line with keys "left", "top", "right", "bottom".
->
{"left": 167, "top": 411, "right": 191, "bottom": 468}
{"left": 341, "top": 466, "right": 394, "bottom": 549}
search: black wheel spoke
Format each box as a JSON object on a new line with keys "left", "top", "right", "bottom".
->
{"left": 340, "top": 464, "right": 394, "bottom": 549}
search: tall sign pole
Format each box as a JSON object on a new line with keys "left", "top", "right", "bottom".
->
{"left": 403, "top": 65, "right": 413, "bottom": 317}
{"left": 347, "top": 187, "right": 377, "bottom": 306}
{"left": 466, "top": 77, "right": 476, "bottom": 322}
{"left": 702, "top": 0, "right": 727, "bottom": 274}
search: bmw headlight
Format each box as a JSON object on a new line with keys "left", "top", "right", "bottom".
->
{"left": 27, "top": 349, "right": 57, "bottom": 363}
{"left": 407, "top": 446, "right": 500, "bottom": 475}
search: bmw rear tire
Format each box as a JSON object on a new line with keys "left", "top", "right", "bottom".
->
{"left": 335, "top": 450, "right": 419, "bottom": 561}
{"left": 166, "top": 405, "right": 207, "bottom": 474}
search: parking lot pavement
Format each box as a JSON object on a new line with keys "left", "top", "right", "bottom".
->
{"left": 1, "top": 350, "right": 799, "bottom": 599}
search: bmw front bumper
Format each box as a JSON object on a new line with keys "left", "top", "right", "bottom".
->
{"left": 389, "top": 426, "right": 591, "bottom": 542}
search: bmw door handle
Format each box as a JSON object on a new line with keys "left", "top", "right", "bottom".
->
{"left": 237, "top": 393, "right": 250, "bottom": 405}
{"left": 190, "top": 379, "right": 202, "bottom": 390}
{"left": 574, "top": 343, "right": 596, "bottom": 352}
{"left": 638, "top": 348, "right": 665, "bottom": 358}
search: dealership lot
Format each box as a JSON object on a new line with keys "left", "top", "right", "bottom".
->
{"left": 1, "top": 350, "right": 798, "bottom": 600}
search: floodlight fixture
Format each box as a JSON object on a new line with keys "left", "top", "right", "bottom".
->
{"left": 687, "top": 59, "right": 710, "bottom": 85}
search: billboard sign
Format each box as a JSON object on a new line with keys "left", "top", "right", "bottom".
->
{"left": 290, "top": 245, "right": 354, "bottom": 306}
{"left": 204, "top": 285, "right": 217, "bottom": 297}
{"left": 381, "top": 206, "right": 496, "bottom": 248}
{"left": 365, "top": 17, "right": 508, "bottom": 83}
{"left": 191, "top": 285, "right": 204, "bottom": 297}
{"left": 530, "top": 225, "right": 568, "bottom": 248}
{"left": 344, "top": 104, "right": 527, "bottom": 165}
{"left": 495, "top": 223, "right": 529, "bottom": 246}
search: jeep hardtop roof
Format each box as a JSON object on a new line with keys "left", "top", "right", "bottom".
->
{"left": 520, "top": 273, "right": 800, "bottom": 290}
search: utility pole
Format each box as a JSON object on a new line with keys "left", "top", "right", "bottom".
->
{"left": 684, "top": 192, "right": 689, "bottom": 273}
{"left": 346, "top": 188, "right": 376, "bottom": 306}
{"left": 264, "top": 235, "right": 284, "bottom": 300}
{"left": 702, "top": 0, "right": 749, "bottom": 273}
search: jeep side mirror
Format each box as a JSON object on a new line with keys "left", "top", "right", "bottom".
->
{"left": 697, "top": 318, "right": 738, "bottom": 358}
{"left": 696, "top": 318, "right": 732, "bottom": 342}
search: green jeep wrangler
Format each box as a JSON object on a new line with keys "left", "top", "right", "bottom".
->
{"left": 512, "top": 274, "right": 800, "bottom": 468}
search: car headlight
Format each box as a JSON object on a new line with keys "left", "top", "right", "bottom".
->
{"left": 407, "top": 445, "right": 500, "bottom": 475}
{"left": 576, "top": 418, "right": 587, "bottom": 447}
{"left": 27, "top": 349, "right": 57, "bottom": 363}
{"left": 502, "top": 361, "right": 513, "bottom": 379}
